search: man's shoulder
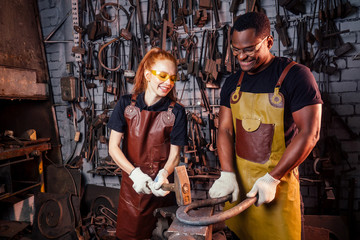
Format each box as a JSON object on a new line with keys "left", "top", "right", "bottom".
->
{"left": 276, "top": 57, "right": 311, "bottom": 74}
{"left": 223, "top": 70, "right": 242, "bottom": 88}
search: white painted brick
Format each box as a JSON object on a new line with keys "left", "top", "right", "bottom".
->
{"left": 37, "top": 0, "right": 51, "bottom": 11}
{"left": 347, "top": 153, "right": 360, "bottom": 165}
{"left": 339, "top": 199, "right": 349, "bottom": 210}
{"left": 53, "top": 95, "right": 63, "bottom": 104}
{"left": 326, "top": 93, "right": 341, "bottom": 104}
{"left": 50, "top": 15, "right": 62, "bottom": 27}
{"left": 327, "top": 127, "right": 353, "bottom": 140}
{"left": 47, "top": 61, "right": 61, "bottom": 70}
{"left": 349, "top": 127, "right": 360, "bottom": 135}
{"left": 303, "top": 197, "right": 316, "bottom": 208}
{"left": 45, "top": 44, "right": 61, "bottom": 53}
{"left": 52, "top": 85, "right": 61, "bottom": 95}
{"left": 348, "top": 57, "right": 360, "bottom": 68}
{"left": 328, "top": 114, "right": 353, "bottom": 131}
{"left": 40, "top": 8, "right": 58, "bottom": 20}
{"left": 51, "top": 69, "right": 67, "bottom": 78}
{"left": 98, "top": 149, "right": 108, "bottom": 156}
{"left": 333, "top": 104, "right": 354, "bottom": 115}
{"left": 339, "top": 20, "right": 360, "bottom": 33}
{"left": 98, "top": 143, "right": 107, "bottom": 151}
{"left": 342, "top": 92, "right": 360, "bottom": 103}
{"left": 340, "top": 188, "right": 350, "bottom": 200}
{"left": 40, "top": 19, "right": 54, "bottom": 29}
{"left": 341, "top": 68, "right": 360, "bottom": 80}
{"left": 335, "top": 57, "right": 347, "bottom": 69}
{"left": 355, "top": 104, "right": 360, "bottom": 114}
{"left": 328, "top": 72, "right": 341, "bottom": 82}
{"left": 93, "top": 95, "right": 103, "bottom": 104}
{"left": 104, "top": 176, "right": 120, "bottom": 188}
{"left": 341, "top": 32, "right": 357, "bottom": 45}
{"left": 329, "top": 81, "right": 357, "bottom": 93}
{"left": 48, "top": 0, "right": 57, "bottom": 8}
{"left": 264, "top": 7, "right": 277, "bottom": 19}
{"left": 300, "top": 185, "right": 310, "bottom": 194}
{"left": 49, "top": 52, "right": 60, "bottom": 61}
{"left": 354, "top": 189, "right": 360, "bottom": 203}
{"left": 342, "top": 140, "right": 360, "bottom": 153}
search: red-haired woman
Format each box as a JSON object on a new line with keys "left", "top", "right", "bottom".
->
{"left": 108, "top": 48, "right": 187, "bottom": 240}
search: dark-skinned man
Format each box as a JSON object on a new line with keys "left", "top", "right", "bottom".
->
{"left": 209, "top": 12, "right": 322, "bottom": 240}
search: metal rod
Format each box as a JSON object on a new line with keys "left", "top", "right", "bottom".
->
{"left": 176, "top": 195, "right": 257, "bottom": 226}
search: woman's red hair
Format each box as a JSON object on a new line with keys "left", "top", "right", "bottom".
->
{"left": 132, "top": 48, "right": 178, "bottom": 101}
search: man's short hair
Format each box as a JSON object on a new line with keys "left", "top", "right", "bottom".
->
{"left": 232, "top": 12, "right": 270, "bottom": 38}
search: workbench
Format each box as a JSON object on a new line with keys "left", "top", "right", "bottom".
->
{"left": 0, "top": 138, "right": 51, "bottom": 201}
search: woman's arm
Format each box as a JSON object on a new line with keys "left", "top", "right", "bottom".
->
{"left": 162, "top": 144, "right": 181, "bottom": 175}
{"left": 108, "top": 129, "right": 135, "bottom": 175}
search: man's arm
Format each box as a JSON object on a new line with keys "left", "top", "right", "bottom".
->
{"left": 217, "top": 106, "right": 235, "bottom": 171}
{"left": 209, "top": 106, "right": 239, "bottom": 202}
{"left": 246, "top": 103, "right": 322, "bottom": 206}
{"left": 270, "top": 103, "right": 322, "bottom": 180}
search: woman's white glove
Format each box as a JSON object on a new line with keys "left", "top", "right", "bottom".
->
{"left": 150, "top": 169, "right": 170, "bottom": 197}
{"left": 129, "top": 167, "right": 153, "bottom": 194}
{"left": 246, "top": 173, "right": 280, "bottom": 206}
{"left": 209, "top": 171, "right": 239, "bottom": 203}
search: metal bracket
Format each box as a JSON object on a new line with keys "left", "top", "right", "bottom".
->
{"left": 43, "top": 10, "right": 73, "bottom": 43}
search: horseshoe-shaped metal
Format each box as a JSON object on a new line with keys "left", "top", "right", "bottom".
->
{"left": 176, "top": 196, "right": 257, "bottom": 226}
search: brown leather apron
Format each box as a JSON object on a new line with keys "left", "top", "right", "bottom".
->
{"left": 116, "top": 95, "right": 177, "bottom": 240}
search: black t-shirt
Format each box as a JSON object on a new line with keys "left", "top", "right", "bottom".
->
{"left": 220, "top": 57, "right": 323, "bottom": 144}
{"left": 107, "top": 92, "right": 188, "bottom": 146}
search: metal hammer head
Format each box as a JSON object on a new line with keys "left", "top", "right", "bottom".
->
{"left": 174, "top": 165, "right": 191, "bottom": 206}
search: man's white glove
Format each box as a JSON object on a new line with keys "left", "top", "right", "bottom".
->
{"left": 209, "top": 171, "right": 239, "bottom": 203}
{"left": 129, "top": 167, "right": 153, "bottom": 194}
{"left": 149, "top": 169, "right": 170, "bottom": 197}
{"left": 246, "top": 173, "right": 281, "bottom": 206}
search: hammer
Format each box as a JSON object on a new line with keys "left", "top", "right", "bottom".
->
{"left": 160, "top": 165, "right": 192, "bottom": 206}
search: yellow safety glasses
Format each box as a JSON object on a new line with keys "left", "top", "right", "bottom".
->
{"left": 150, "top": 70, "right": 177, "bottom": 83}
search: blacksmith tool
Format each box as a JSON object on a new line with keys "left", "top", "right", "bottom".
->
{"left": 160, "top": 165, "right": 192, "bottom": 206}
{"left": 176, "top": 195, "right": 257, "bottom": 226}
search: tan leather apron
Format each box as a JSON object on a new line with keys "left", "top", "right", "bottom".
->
{"left": 116, "top": 95, "right": 177, "bottom": 240}
{"left": 224, "top": 62, "right": 301, "bottom": 240}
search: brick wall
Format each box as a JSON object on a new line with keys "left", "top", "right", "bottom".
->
{"left": 37, "top": 0, "right": 360, "bottom": 215}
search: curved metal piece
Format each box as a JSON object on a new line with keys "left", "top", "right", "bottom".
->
{"left": 37, "top": 197, "right": 73, "bottom": 239}
{"left": 100, "top": 3, "right": 131, "bottom": 22}
{"left": 98, "top": 38, "right": 122, "bottom": 71}
{"left": 176, "top": 196, "right": 257, "bottom": 226}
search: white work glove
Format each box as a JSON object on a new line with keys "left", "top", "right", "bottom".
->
{"left": 149, "top": 169, "right": 170, "bottom": 197}
{"left": 129, "top": 167, "right": 153, "bottom": 194}
{"left": 246, "top": 173, "right": 281, "bottom": 207}
{"left": 209, "top": 171, "right": 239, "bottom": 203}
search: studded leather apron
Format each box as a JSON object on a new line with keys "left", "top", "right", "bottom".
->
{"left": 224, "top": 62, "right": 301, "bottom": 240}
{"left": 116, "top": 95, "right": 176, "bottom": 240}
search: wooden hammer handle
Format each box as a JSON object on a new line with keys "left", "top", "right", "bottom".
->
{"left": 161, "top": 183, "right": 175, "bottom": 192}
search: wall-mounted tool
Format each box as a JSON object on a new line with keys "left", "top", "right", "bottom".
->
{"left": 60, "top": 76, "right": 77, "bottom": 101}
